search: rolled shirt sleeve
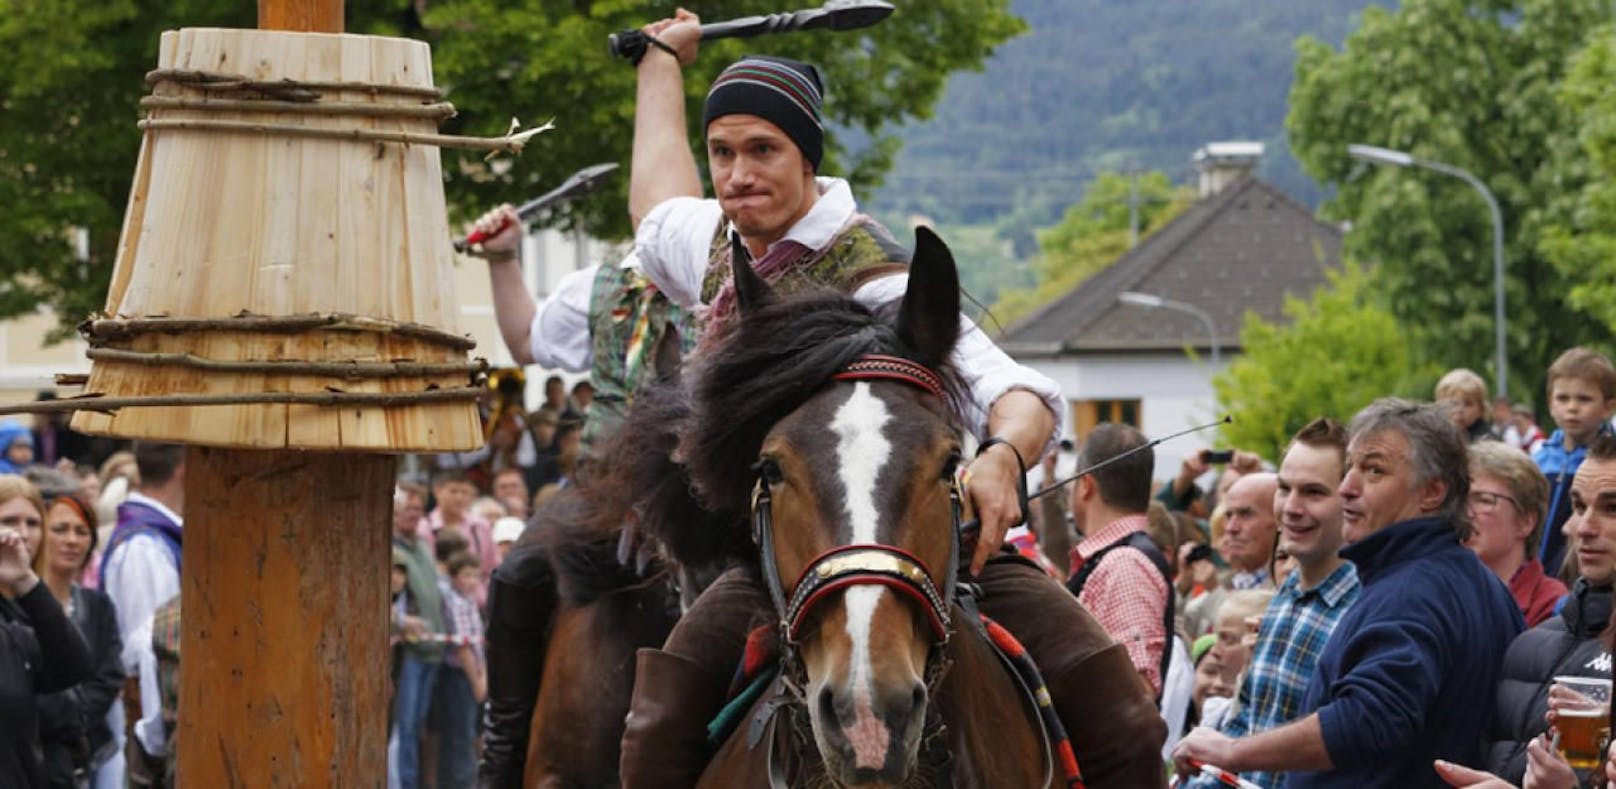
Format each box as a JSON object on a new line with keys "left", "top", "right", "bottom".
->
{"left": 526, "top": 263, "right": 600, "bottom": 372}
{"left": 633, "top": 196, "right": 725, "bottom": 310}
{"left": 852, "top": 274, "right": 1066, "bottom": 446}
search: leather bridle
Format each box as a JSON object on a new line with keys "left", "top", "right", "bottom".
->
{"left": 750, "top": 353, "right": 962, "bottom": 655}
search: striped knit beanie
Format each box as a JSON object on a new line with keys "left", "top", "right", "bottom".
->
{"left": 703, "top": 56, "right": 825, "bottom": 170}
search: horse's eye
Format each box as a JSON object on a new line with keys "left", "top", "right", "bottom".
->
{"left": 755, "top": 458, "right": 784, "bottom": 485}
{"left": 941, "top": 451, "right": 962, "bottom": 481}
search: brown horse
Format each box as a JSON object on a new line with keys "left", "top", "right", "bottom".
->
{"left": 656, "top": 228, "right": 1056, "bottom": 787}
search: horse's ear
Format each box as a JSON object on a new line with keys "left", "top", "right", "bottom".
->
{"left": 730, "top": 234, "right": 774, "bottom": 313}
{"left": 651, "top": 323, "right": 684, "bottom": 384}
{"left": 898, "top": 225, "right": 961, "bottom": 369}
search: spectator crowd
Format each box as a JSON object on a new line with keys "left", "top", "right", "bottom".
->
{"left": 4, "top": 339, "right": 1616, "bottom": 788}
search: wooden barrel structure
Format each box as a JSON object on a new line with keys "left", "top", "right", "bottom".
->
{"left": 65, "top": 5, "right": 491, "bottom": 782}
{"left": 71, "top": 27, "right": 483, "bottom": 451}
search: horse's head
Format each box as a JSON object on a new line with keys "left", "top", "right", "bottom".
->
{"left": 704, "top": 227, "right": 965, "bottom": 786}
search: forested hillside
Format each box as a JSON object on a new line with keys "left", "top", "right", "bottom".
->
{"left": 866, "top": 0, "right": 1385, "bottom": 230}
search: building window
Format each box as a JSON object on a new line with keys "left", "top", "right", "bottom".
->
{"left": 1071, "top": 399, "right": 1142, "bottom": 438}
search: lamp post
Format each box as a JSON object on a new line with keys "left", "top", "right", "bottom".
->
{"left": 1347, "top": 143, "right": 1508, "bottom": 398}
{"left": 1118, "top": 291, "right": 1221, "bottom": 368}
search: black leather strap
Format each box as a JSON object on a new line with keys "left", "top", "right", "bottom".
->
{"left": 643, "top": 35, "right": 679, "bottom": 63}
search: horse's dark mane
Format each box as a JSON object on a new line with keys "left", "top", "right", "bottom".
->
{"left": 545, "top": 284, "right": 963, "bottom": 603}
{"left": 545, "top": 377, "right": 745, "bottom": 606}
{"left": 680, "top": 287, "right": 962, "bottom": 520}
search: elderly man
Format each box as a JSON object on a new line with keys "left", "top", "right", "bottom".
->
{"left": 1175, "top": 398, "right": 1523, "bottom": 788}
{"left": 1221, "top": 473, "right": 1281, "bottom": 591}
{"left": 1184, "top": 472, "right": 1279, "bottom": 636}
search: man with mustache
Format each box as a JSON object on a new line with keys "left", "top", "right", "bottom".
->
{"left": 1175, "top": 399, "right": 1522, "bottom": 787}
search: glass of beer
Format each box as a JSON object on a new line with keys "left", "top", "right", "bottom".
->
{"left": 1551, "top": 675, "right": 1612, "bottom": 770}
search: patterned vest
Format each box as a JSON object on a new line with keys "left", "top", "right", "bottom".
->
{"left": 697, "top": 216, "right": 911, "bottom": 322}
{"left": 581, "top": 263, "right": 699, "bottom": 454}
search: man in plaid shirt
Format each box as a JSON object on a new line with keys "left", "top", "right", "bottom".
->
{"left": 1067, "top": 422, "right": 1172, "bottom": 696}
{"left": 1187, "top": 418, "right": 1361, "bottom": 788}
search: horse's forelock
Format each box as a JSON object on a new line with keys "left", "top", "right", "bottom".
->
{"left": 683, "top": 291, "right": 942, "bottom": 516}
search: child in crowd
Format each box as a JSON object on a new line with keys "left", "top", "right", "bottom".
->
{"left": 1435, "top": 368, "right": 1496, "bottom": 444}
{"left": 1534, "top": 348, "right": 1616, "bottom": 575}
{"left": 1512, "top": 404, "right": 1547, "bottom": 455}
{"left": 434, "top": 552, "right": 485, "bottom": 789}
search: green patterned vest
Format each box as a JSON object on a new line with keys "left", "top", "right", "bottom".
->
{"left": 697, "top": 216, "right": 911, "bottom": 318}
{"left": 581, "top": 263, "right": 699, "bottom": 454}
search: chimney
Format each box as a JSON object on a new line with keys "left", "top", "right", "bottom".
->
{"left": 1193, "top": 141, "right": 1264, "bottom": 198}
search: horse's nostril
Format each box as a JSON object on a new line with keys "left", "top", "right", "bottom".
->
{"left": 817, "top": 685, "right": 840, "bottom": 727}
{"left": 910, "top": 683, "right": 927, "bottom": 715}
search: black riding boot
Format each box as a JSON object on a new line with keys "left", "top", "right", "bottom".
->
{"left": 478, "top": 542, "right": 560, "bottom": 789}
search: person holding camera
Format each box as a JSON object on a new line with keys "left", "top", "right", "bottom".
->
{"left": 1161, "top": 446, "right": 1265, "bottom": 519}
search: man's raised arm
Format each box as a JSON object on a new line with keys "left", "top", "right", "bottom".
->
{"left": 629, "top": 9, "right": 705, "bottom": 229}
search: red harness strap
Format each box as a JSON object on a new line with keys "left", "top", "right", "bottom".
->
{"left": 980, "top": 615, "right": 1087, "bottom": 789}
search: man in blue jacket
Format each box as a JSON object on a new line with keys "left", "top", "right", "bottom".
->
{"left": 1175, "top": 398, "right": 1524, "bottom": 787}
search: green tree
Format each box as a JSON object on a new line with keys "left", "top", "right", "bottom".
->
{"left": 1541, "top": 26, "right": 1616, "bottom": 340}
{"left": 1214, "top": 261, "right": 1437, "bottom": 462}
{"left": 0, "top": 0, "right": 1024, "bottom": 337}
{"left": 991, "top": 171, "right": 1191, "bottom": 325}
{"left": 1286, "top": 0, "right": 1611, "bottom": 403}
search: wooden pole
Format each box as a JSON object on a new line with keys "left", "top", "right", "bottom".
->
{"left": 257, "top": 0, "right": 343, "bottom": 32}
{"left": 176, "top": 3, "right": 400, "bottom": 787}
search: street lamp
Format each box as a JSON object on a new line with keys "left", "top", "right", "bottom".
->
{"left": 1348, "top": 143, "right": 1508, "bottom": 398}
{"left": 1117, "top": 291, "right": 1221, "bottom": 367}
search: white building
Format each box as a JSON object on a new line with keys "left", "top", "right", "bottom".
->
{"left": 998, "top": 144, "right": 1344, "bottom": 477}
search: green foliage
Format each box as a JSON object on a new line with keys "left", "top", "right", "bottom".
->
{"left": 0, "top": 0, "right": 1023, "bottom": 338}
{"left": 1285, "top": 0, "right": 1613, "bottom": 403}
{"left": 1540, "top": 27, "right": 1616, "bottom": 339}
{"left": 990, "top": 171, "right": 1192, "bottom": 326}
{"left": 870, "top": 0, "right": 1376, "bottom": 226}
{"left": 1214, "top": 261, "right": 1437, "bottom": 462}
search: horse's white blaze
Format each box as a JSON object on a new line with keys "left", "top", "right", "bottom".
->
{"left": 831, "top": 384, "right": 896, "bottom": 767}
{"left": 842, "top": 585, "right": 891, "bottom": 768}
{"left": 830, "top": 382, "right": 892, "bottom": 545}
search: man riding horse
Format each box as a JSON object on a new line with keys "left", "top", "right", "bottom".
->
{"left": 618, "top": 9, "right": 1165, "bottom": 787}
{"left": 470, "top": 8, "right": 1167, "bottom": 786}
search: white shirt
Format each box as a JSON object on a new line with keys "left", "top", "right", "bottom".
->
{"left": 522, "top": 250, "right": 655, "bottom": 372}
{"left": 103, "top": 491, "right": 182, "bottom": 670}
{"left": 130, "top": 616, "right": 165, "bottom": 755}
{"left": 525, "top": 264, "right": 600, "bottom": 372}
{"left": 633, "top": 178, "right": 1067, "bottom": 443}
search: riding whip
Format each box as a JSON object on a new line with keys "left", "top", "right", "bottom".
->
{"left": 1029, "top": 415, "right": 1232, "bottom": 500}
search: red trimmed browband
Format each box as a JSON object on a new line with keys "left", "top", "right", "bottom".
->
{"left": 831, "top": 354, "right": 945, "bottom": 400}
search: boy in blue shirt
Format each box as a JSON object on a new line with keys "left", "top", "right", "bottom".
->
{"left": 1534, "top": 348, "right": 1616, "bottom": 575}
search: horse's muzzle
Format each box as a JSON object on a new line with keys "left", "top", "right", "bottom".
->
{"left": 812, "top": 679, "right": 929, "bottom": 786}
